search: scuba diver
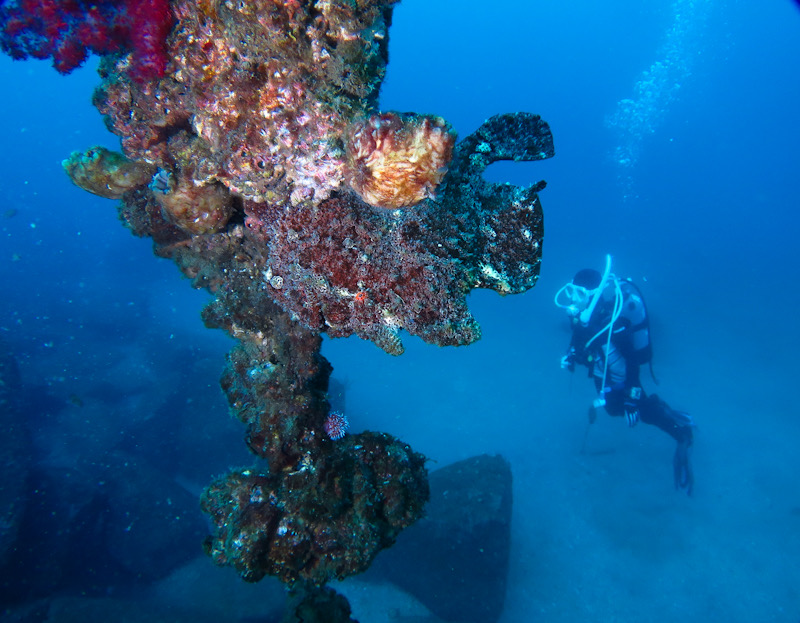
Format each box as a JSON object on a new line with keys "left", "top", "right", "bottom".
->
{"left": 555, "top": 255, "right": 695, "bottom": 495}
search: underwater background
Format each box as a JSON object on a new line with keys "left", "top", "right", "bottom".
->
{"left": 1, "top": 0, "right": 799, "bottom": 621}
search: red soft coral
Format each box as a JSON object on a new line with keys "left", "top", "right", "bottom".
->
{"left": 0, "top": 0, "right": 173, "bottom": 80}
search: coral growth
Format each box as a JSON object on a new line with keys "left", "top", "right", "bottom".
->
{"left": 63, "top": 146, "right": 156, "bottom": 199}
{"left": 0, "top": 0, "right": 174, "bottom": 79}
{"left": 7, "top": 0, "right": 555, "bottom": 607}
{"left": 344, "top": 112, "right": 456, "bottom": 209}
{"left": 154, "top": 178, "right": 235, "bottom": 235}
{"left": 240, "top": 112, "right": 551, "bottom": 353}
{"left": 124, "top": 0, "right": 173, "bottom": 80}
{"left": 79, "top": 1, "right": 553, "bottom": 355}
{"left": 202, "top": 432, "right": 427, "bottom": 585}
{"left": 93, "top": 0, "right": 393, "bottom": 205}
{"left": 242, "top": 194, "right": 478, "bottom": 353}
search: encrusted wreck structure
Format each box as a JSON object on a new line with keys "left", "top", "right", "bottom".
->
{"left": 3, "top": 0, "right": 553, "bottom": 617}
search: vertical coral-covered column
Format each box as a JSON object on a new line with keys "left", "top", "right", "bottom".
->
{"left": 19, "top": 0, "right": 552, "bottom": 614}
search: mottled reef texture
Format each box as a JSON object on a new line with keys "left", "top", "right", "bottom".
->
{"left": 52, "top": 0, "right": 554, "bottom": 602}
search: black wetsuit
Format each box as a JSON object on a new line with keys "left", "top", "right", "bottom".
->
{"left": 567, "top": 279, "right": 694, "bottom": 492}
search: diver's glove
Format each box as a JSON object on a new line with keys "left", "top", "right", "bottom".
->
{"left": 624, "top": 386, "right": 642, "bottom": 427}
{"left": 673, "top": 440, "right": 694, "bottom": 496}
{"left": 560, "top": 347, "right": 576, "bottom": 372}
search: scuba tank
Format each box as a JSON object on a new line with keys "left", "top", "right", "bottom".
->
{"left": 617, "top": 277, "right": 658, "bottom": 383}
{"left": 618, "top": 279, "right": 652, "bottom": 366}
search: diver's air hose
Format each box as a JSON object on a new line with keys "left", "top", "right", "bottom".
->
{"left": 597, "top": 277, "right": 623, "bottom": 402}
{"left": 579, "top": 254, "right": 612, "bottom": 326}
{"left": 582, "top": 255, "right": 623, "bottom": 406}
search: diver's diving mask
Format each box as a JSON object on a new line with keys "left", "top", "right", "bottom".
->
{"left": 554, "top": 282, "right": 595, "bottom": 318}
{"left": 554, "top": 255, "right": 614, "bottom": 326}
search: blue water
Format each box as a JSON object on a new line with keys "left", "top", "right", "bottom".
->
{"left": 1, "top": 1, "right": 799, "bottom": 621}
